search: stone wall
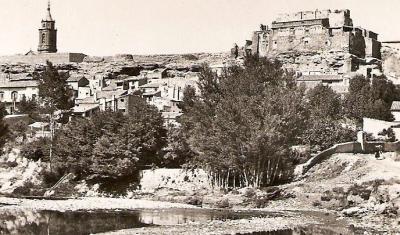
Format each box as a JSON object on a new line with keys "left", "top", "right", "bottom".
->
{"left": 139, "top": 168, "right": 211, "bottom": 192}
{"left": 0, "top": 53, "right": 86, "bottom": 65}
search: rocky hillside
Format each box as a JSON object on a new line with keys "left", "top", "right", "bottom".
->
{"left": 283, "top": 152, "right": 400, "bottom": 233}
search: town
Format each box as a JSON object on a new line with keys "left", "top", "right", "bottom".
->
{"left": 0, "top": 1, "right": 399, "bottom": 235}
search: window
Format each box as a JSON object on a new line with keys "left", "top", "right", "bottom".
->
{"left": 120, "top": 99, "right": 125, "bottom": 103}
{"left": 11, "top": 91, "right": 18, "bottom": 101}
{"left": 42, "top": 33, "right": 46, "bottom": 44}
{"left": 0, "top": 92, "right": 3, "bottom": 101}
{"left": 32, "top": 94, "right": 37, "bottom": 101}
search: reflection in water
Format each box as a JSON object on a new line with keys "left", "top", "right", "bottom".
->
{"left": 0, "top": 208, "right": 363, "bottom": 235}
{"left": 0, "top": 209, "right": 277, "bottom": 235}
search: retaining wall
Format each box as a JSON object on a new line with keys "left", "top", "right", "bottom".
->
{"left": 139, "top": 168, "right": 211, "bottom": 192}
{"left": 302, "top": 141, "right": 400, "bottom": 174}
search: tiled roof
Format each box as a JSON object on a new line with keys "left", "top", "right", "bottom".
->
{"left": 140, "top": 82, "right": 165, "bottom": 88}
{"left": 77, "top": 97, "right": 97, "bottom": 104}
{"left": 29, "top": 122, "right": 49, "bottom": 128}
{"left": 72, "top": 104, "right": 100, "bottom": 113}
{"left": 142, "top": 90, "right": 161, "bottom": 96}
{"left": 297, "top": 74, "right": 343, "bottom": 81}
{"left": 97, "top": 90, "right": 127, "bottom": 99}
{"left": 391, "top": 101, "right": 400, "bottom": 111}
{"left": 67, "top": 75, "right": 86, "bottom": 82}
{"left": 0, "top": 80, "right": 38, "bottom": 88}
{"left": 124, "top": 76, "right": 146, "bottom": 82}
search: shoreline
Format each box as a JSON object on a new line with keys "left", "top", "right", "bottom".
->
{"left": 0, "top": 196, "right": 398, "bottom": 234}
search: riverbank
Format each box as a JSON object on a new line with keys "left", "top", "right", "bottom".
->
{"left": 0, "top": 197, "right": 197, "bottom": 212}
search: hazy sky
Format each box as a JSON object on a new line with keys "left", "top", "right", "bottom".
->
{"left": 0, "top": 0, "right": 399, "bottom": 56}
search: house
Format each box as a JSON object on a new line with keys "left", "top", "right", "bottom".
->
{"left": 66, "top": 75, "right": 90, "bottom": 98}
{"left": 28, "top": 122, "right": 51, "bottom": 138}
{"left": 0, "top": 76, "right": 39, "bottom": 113}
{"left": 72, "top": 103, "right": 100, "bottom": 118}
{"left": 143, "top": 68, "right": 168, "bottom": 79}
{"left": 139, "top": 82, "right": 164, "bottom": 102}
{"left": 89, "top": 74, "right": 106, "bottom": 92}
{"left": 73, "top": 90, "right": 140, "bottom": 116}
{"left": 124, "top": 76, "right": 148, "bottom": 93}
{"left": 296, "top": 74, "right": 350, "bottom": 94}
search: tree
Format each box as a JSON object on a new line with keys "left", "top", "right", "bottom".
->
{"left": 306, "top": 84, "right": 341, "bottom": 119}
{"left": 181, "top": 56, "right": 308, "bottom": 188}
{"left": 16, "top": 96, "right": 38, "bottom": 115}
{"left": 36, "top": 61, "right": 74, "bottom": 171}
{"left": 50, "top": 98, "right": 167, "bottom": 185}
{"left": 0, "top": 102, "right": 9, "bottom": 153}
{"left": 37, "top": 61, "right": 74, "bottom": 114}
{"left": 343, "top": 75, "right": 399, "bottom": 122}
{"left": 302, "top": 84, "right": 356, "bottom": 151}
{"left": 302, "top": 119, "right": 356, "bottom": 151}
{"left": 162, "top": 125, "right": 196, "bottom": 168}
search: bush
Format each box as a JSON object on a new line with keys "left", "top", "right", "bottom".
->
{"left": 185, "top": 196, "right": 203, "bottom": 206}
{"left": 20, "top": 138, "right": 51, "bottom": 162}
{"left": 215, "top": 198, "right": 230, "bottom": 208}
{"left": 243, "top": 188, "right": 256, "bottom": 198}
{"left": 254, "top": 195, "right": 269, "bottom": 208}
{"left": 12, "top": 181, "right": 34, "bottom": 196}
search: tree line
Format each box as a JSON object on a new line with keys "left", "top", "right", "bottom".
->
{"left": 0, "top": 58, "right": 399, "bottom": 191}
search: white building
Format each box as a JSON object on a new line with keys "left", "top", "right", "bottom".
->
{"left": 0, "top": 76, "right": 39, "bottom": 114}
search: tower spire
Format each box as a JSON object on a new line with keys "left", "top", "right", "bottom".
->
{"left": 45, "top": 0, "right": 53, "bottom": 21}
{"left": 38, "top": 0, "right": 57, "bottom": 53}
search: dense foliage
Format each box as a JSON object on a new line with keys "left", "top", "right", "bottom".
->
{"left": 37, "top": 61, "right": 74, "bottom": 115}
{"left": 343, "top": 75, "right": 400, "bottom": 122}
{"left": 181, "top": 57, "right": 309, "bottom": 188}
{"left": 302, "top": 84, "right": 356, "bottom": 151}
{"left": 50, "top": 98, "right": 167, "bottom": 183}
{"left": 0, "top": 103, "right": 9, "bottom": 153}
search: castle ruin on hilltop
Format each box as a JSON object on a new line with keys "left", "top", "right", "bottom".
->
{"left": 234, "top": 9, "right": 383, "bottom": 93}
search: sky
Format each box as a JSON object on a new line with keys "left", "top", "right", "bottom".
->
{"left": 0, "top": 0, "right": 399, "bottom": 56}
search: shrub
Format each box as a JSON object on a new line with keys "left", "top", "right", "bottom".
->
{"left": 215, "top": 198, "right": 230, "bottom": 208}
{"left": 243, "top": 188, "right": 256, "bottom": 198}
{"left": 20, "top": 138, "right": 51, "bottom": 162}
{"left": 185, "top": 196, "right": 203, "bottom": 206}
{"left": 12, "top": 181, "right": 34, "bottom": 196}
{"left": 254, "top": 195, "right": 269, "bottom": 208}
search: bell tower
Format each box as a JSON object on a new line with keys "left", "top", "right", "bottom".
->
{"left": 38, "top": 0, "right": 57, "bottom": 53}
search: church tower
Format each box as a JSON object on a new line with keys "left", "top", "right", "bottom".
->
{"left": 38, "top": 1, "right": 57, "bottom": 53}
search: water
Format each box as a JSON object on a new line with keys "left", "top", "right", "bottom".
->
{"left": 0, "top": 208, "right": 367, "bottom": 235}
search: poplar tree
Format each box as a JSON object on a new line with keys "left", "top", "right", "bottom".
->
{"left": 37, "top": 61, "right": 74, "bottom": 171}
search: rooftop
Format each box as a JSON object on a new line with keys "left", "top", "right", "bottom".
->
{"left": 297, "top": 74, "right": 343, "bottom": 81}
{"left": 73, "top": 104, "right": 100, "bottom": 113}
{"left": 391, "top": 101, "right": 400, "bottom": 111}
{"left": 0, "top": 80, "right": 38, "bottom": 88}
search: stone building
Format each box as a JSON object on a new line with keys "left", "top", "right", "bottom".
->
{"left": 0, "top": 0, "right": 85, "bottom": 64}
{"left": 240, "top": 9, "right": 382, "bottom": 87}
{"left": 0, "top": 74, "right": 39, "bottom": 114}
{"left": 247, "top": 10, "right": 380, "bottom": 60}
{"left": 38, "top": 1, "right": 57, "bottom": 53}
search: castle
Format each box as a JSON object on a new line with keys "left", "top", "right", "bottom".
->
{"left": 0, "top": 1, "right": 85, "bottom": 64}
{"left": 235, "top": 9, "right": 383, "bottom": 93}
